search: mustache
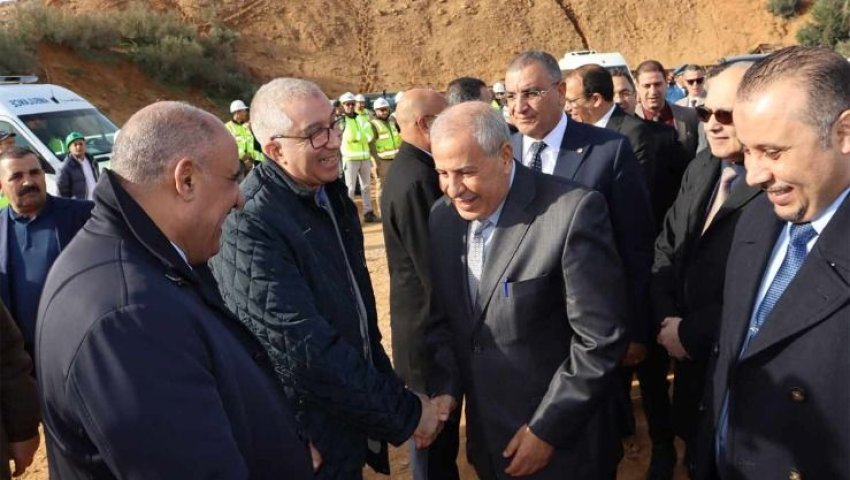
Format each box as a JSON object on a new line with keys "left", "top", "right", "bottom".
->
{"left": 17, "top": 185, "right": 40, "bottom": 196}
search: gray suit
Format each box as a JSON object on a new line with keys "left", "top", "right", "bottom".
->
{"left": 427, "top": 163, "right": 628, "bottom": 479}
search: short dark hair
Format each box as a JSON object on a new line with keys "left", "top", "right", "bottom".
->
{"left": 737, "top": 46, "right": 850, "bottom": 147}
{"left": 0, "top": 146, "right": 38, "bottom": 164}
{"left": 635, "top": 60, "right": 666, "bottom": 78}
{"left": 571, "top": 64, "right": 614, "bottom": 102}
{"left": 507, "top": 51, "right": 563, "bottom": 83}
{"left": 446, "top": 77, "right": 488, "bottom": 105}
{"left": 611, "top": 69, "right": 635, "bottom": 89}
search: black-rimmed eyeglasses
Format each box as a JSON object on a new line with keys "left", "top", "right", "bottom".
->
{"left": 271, "top": 124, "right": 342, "bottom": 150}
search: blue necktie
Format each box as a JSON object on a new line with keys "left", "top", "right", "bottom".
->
{"left": 529, "top": 141, "right": 546, "bottom": 172}
{"left": 716, "top": 222, "right": 818, "bottom": 463}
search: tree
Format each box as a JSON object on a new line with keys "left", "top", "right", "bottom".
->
{"left": 797, "top": 0, "right": 850, "bottom": 48}
{"left": 766, "top": 0, "right": 803, "bottom": 18}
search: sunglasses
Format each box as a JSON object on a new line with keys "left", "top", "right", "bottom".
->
{"left": 695, "top": 106, "right": 733, "bottom": 125}
{"left": 686, "top": 77, "right": 705, "bottom": 86}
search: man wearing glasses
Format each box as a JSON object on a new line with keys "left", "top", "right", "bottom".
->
{"left": 504, "top": 50, "right": 655, "bottom": 479}
{"left": 211, "top": 78, "right": 443, "bottom": 479}
{"left": 675, "top": 65, "right": 708, "bottom": 108}
{"left": 651, "top": 62, "right": 760, "bottom": 477}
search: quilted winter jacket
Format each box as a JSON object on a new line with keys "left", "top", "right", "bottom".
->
{"left": 211, "top": 160, "right": 421, "bottom": 479}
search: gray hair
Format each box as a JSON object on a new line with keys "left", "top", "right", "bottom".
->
{"left": 431, "top": 101, "right": 509, "bottom": 157}
{"left": 737, "top": 46, "right": 850, "bottom": 147}
{"left": 506, "top": 50, "right": 563, "bottom": 83}
{"left": 250, "top": 78, "right": 327, "bottom": 144}
{"left": 111, "top": 101, "right": 222, "bottom": 184}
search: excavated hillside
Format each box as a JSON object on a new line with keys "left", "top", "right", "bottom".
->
{"left": 47, "top": 0, "right": 810, "bottom": 98}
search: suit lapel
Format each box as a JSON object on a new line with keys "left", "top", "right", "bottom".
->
{"left": 710, "top": 181, "right": 762, "bottom": 227}
{"left": 474, "top": 164, "right": 536, "bottom": 323}
{"left": 554, "top": 121, "right": 591, "bottom": 180}
{"left": 742, "top": 194, "right": 850, "bottom": 361}
{"left": 510, "top": 133, "right": 523, "bottom": 164}
{"left": 606, "top": 107, "right": 625, "bottom": 132}
{"left": 684, "top": 154, "right": 721, "bottom": 238}
{"left": 0, "top": 210, "right": 9, "bottom": 305}
{"left": 440, "top": 198, "right": 476, "bottom": 320}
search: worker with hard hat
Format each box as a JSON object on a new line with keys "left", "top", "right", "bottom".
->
{"left": 368, "top": 97, "right": 401, "bottom": 210}
{"left": 224, "top": 99, "right": 264, "bottom": 173}
{"left": 354, "top": 94, "right": 371, "bottom": 122}
{"left": 491, "top": 82, "right": 507, "bottom": 110}
{"left": 339, "top": 92, "right": 379, "bottom": 223}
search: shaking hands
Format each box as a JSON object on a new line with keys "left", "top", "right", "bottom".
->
{"left": 412, "top": 393, "right": 456, "bottom": 449}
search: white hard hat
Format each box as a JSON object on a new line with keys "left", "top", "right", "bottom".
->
{"left": 394, "top": 91, "right": 404, "bottom": 103}
{"left": 373, "top": 97, "right": 390, "bottom": 109}
{"left": 230, "top": 100, "right": 248, "bottom": 113}
{"left": 339, "top": 92, "right": 356, "bottom": 103}
{"left": 354, "top": 94, "right": 367, "bottom": 103}
{"left": 493, "top": 82, "right": 506, "bottom": 93}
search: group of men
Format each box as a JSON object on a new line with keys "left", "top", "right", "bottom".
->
{"left": 1, "top": 45, "right": 848, "bottom": 480}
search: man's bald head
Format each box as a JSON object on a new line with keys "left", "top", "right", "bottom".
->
{"left": 396, "top": 88, "right": 447, "bottom": 151}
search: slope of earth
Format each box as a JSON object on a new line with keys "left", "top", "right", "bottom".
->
{"left": 47, "top": 0, "right": 809, "bottom": 96}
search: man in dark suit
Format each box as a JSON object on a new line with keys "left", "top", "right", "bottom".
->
{"left": 0, "top": 146, "right": 92, "bottom": 359}
{"left": 427, "top": 101, "right": 628, "bottom": 479}
{"left": 379, "top": 88, "right": 457, "bottom": 480}
{"left": 651, "top": 62, "right": 761, "bottom": 476}
{"left": 696, "top": 46, "right": 850, "bottom": 480}
{"left": 636, "top": 60, "right": 701, "bottom": 161}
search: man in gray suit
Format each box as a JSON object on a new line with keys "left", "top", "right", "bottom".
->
{"left": 426, "top": 101, "right": 628, "bottom": 479}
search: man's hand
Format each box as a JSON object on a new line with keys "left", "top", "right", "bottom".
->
{"left": 9, "top": 434, "right": 39, "bottom": 477}
{"left": 431, "top": 394, "right": 457, "bottom": 422}
{"left": 412, "top": 392, "right": 443, "bottom": 449}
{"left": 620, "top": 341, "right": 647, "bottom": 367}
{"left": 657, "top": 316, "right": 689, "bottom": 360}
{"left": 308, "top": 442, "right": 322, "bottom": 472}
{"left": 502, "top": 424, "right": 554, "bottom": 477}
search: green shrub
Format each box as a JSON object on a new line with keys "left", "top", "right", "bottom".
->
{"left": 797, "top": 0, "right": 850, "bottom": 48}
{"left": 0, "top": 29, "right": 39, "bottom": 75}
{"left": 766, "top": 0, "right": 803, "bottom": 18}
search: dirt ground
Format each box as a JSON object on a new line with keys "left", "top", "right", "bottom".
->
{"left": 18, "top": 214, "right": 688, "bottom": 480}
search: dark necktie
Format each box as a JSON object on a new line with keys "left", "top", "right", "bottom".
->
{"left": 529, "top": 141, "right": 547, "bottom": 172}
{"left": 716, "top": 222, "right": 818, "bottom": 462}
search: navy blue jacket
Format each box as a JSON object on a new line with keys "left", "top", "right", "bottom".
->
{"left": 57, "top": 153, "right": 100, "bottom": 200}
{"left": 211, "top": 160, "right": 421, "bottom": 479}
{"left": 36, "top": 171, "right": 312, "bottom": 479}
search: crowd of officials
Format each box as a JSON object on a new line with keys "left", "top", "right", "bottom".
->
{"left": 0, "top": 45, "right": 849, "bottom": 480}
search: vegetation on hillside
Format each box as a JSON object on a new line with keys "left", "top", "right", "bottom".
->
{"left": 766, "top": 0, "right": 803, "bottom": 18}
{"left": 797, "top": 0, "right": 850, "bottom": 56}
{"left": 0, "top": 1, "right": 255, "bottom": 100}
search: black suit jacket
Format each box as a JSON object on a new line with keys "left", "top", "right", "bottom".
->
{"left": 638, "top": 103, "right": 700, "bottom": 160}
{"left": 428, "top": 164, "right": 627, "bottom": 479}
{"left": 379, "top": 142, "right": 441, "bottom": 391}
{"left": 511, "top": 122, "right": 655, "bottom": 343}
{"left": 695, "top": 192, "right": 850, "bottom": 480}
{"left": 605, "top": 105, "right": 657, "bottom": 191}
{"left": 651, "top": 149, "right": 762, "bottom": 439}
{"left": 642, "top": 120, "right": 690, "bottom": 232}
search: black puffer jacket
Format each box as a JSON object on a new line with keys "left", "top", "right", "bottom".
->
{"left": 211, "top": 160, "right": 421, "bottom": 479}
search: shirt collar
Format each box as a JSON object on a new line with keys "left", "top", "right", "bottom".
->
{"left": 808, "top": 186, "right": 850, "bottom": 235}
{"left": 594, "top": 104, "right": 617, "bottom": 128}
{"left": 8, "top": 194, "right": 53, "bottom": 222}
{"left": 523, "top": 113, "right": 568, "bottom": 156}
{"left": 170, "top": 241, "right": 191, "bottom": 268}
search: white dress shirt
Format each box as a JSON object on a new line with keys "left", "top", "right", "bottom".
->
{"left": 594, "top": 104, "right": 617, "bottom": 129}
{"left": 521, "top": 113, "right": 568, "bottom": 175}
{"left": 77, "top": 156, "right": 97, "bottom": 201}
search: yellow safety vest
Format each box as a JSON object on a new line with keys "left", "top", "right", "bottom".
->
{"left": 225, "top": 121, "right": 264, "bottom": 162}
{"left": 341, "top": 116, "right": 372, "bottom": 161}
{"left": 370, "top": 118, "right": 401, "bottom": 160}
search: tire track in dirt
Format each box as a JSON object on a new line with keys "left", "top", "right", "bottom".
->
{"left": 352, "top": 0, "right": 377, "bottom": 91}
{"left": 552, "top": 0, "right": 590, "bottom": 49}
{"left": 220, "top": 0, "right": 269, "bottom": 28}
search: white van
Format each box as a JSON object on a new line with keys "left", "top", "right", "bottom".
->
{"left": 0, "top": 75, "right": 119, "bottom": 194}
{"left": 557, "top": 50, "right": 635, "bottom": 83}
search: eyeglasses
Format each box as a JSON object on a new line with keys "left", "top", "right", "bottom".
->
{"left": 271, "top": 124, "right": 342, "bottom": 150}
{"left": 695, "top": 106, "right": 733, "bottom": 125}
{"left": 564, "top": 94, "right": 589, "bottom": 107}
{"left": 614, "top": 89, "right": 635, "bottom": 98}
{"left": 686, "top": 77, "right": 705, "bottom": 86}
{"left": 505, "top": 82, "right": 560, "bottom": 105}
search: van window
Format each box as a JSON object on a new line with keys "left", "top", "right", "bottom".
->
{"left": 19, "top": 108, "right": 118, "bottom": 159}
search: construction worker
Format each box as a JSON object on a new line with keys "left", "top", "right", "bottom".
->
{"left": 224, "top": 100, "right": 264, "bottom": 173}
{"left": 368, "top": 97, "right": 401, "bottom": 211}
{"left": 354, "top": 94, "right": 372, "bottom": 122}
{"left": 339, "top": 92, "right": 379, "bottom": 223}
{"left": 491, "top": 81, "right": 507, "bottom": 110}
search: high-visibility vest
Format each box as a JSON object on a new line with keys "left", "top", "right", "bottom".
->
{"left": 491, "top": 99, "right": 502, "bottom": 111}
{"left": 341, "top": 116, "right": 372, "bottom": 161}
{"left": 370, "top": 118, "right": 401, "bottom": 160}
{"left": 225, "top": 121, "right": 264, "bottom": 162}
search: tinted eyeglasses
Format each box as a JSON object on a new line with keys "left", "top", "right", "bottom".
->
{"left": 686, "top": 77, "right": 705, "bottom": 86}
{"left": 695, "top": 106, "right": 733, "bottom": 125}
{"left": 271, "top": 123, "right": 342, "bottom": 150}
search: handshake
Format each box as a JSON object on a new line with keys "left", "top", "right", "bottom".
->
{"left": 412, "top": 393, "right": 456, "bottom": 449}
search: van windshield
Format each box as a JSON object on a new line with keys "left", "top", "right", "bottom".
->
{"left": 19, "top": 108, "right": 118, "bottom": 158}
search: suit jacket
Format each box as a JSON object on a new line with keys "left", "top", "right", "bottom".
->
{"left": 427, "top": 164, "right": 628, "bottom": 479}
{"left": 695, "top": 193, "right": 850, "bottom": 480}
{"left": 379, "top": 141, "right": 441, "bottom": 391}
{"left": 511, "top": 122, "right": 654, "bottom": 344}
{"left": 642, "top": 119, "right": 691, "bottom": 231}
{"left": 0, "top": 195, "right": 93, "bottom": 309}
{"left": 675, "top": 96, "right": 706, "bottom": 108}
{"left": 605, "top": 104, "right": 657, "bottom": 191}
{"left": 637, "top": 102, "right": 700, "bottom": 160}
{"left": 651, "top": 149, "right": 762, "bottom": 440}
